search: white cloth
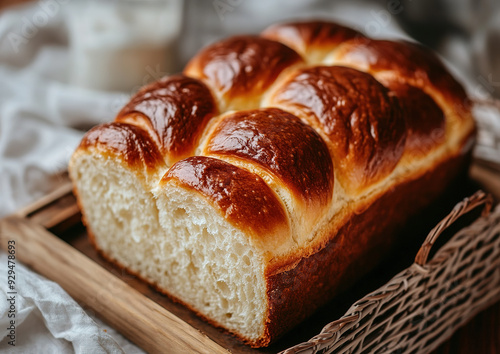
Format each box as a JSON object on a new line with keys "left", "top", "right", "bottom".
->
{"left": 0, "top": 253, "right": 142, "bottom": 354}
{"left": 0, "top": 1, "right": 499, "bottom": 353}
{"left": 0, "top": 4, "right": 130, "bottom": 217}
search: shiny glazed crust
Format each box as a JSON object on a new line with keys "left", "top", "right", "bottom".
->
{"left": 204, "top": 108, "right": 333, "bottom": 207}
{"left": 268, "top": 65, "right": 407, "bottom": 194}
{"left": 161, "top": 156, "right": 291, "bottom": 248}
{"left": 69, "top": 20, "right": 476, "bottom": 347}
{"left": 116, "top": 75, "right": 218, "bottom": 166}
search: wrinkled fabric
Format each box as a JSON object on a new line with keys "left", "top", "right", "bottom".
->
{"left": 0, "top": 253, "right": 141, "bottom": 353}
{"left": 0, "top": 3, "right": 129, "bottom": 218}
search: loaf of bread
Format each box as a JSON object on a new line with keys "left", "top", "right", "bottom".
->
{"left": 69, "top": 21, "right": 475, "bottom": 347}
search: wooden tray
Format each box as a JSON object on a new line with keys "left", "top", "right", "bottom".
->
{"left": 1, "top": 163, "right": 499, "bottom": 353}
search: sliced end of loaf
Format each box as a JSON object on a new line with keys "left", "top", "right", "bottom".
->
{"left": 155, "top": 184, "right": 268, "bottom": 341}
{"left": 70, "top": 151, "right": 269, "bottom": 344}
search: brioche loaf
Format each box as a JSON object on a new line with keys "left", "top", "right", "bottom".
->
{"left": 69, "top": 21, "right": 475, "bottom": 347}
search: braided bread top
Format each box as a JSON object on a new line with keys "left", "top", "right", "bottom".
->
{"left": 80, "top": 20, "right": 475, "bottom": 261}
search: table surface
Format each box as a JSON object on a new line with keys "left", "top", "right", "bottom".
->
{"left": 434, "top": 301, "right": 500, "bottom": 353}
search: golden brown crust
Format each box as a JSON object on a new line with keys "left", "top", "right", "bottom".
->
{"left": 387, "top": 82, "right": 446, "bottom": 156}
{"left": 184, "top": 36, "right": 303, "bottom": 110}
{"left": 263, "top": 148, "right": 471, "bottom": 344}
{"left": 270, "top": 65, "right": 406, "bottom": 193}
{"left": 333, "top": 38, "right": 471, "bottom": 116}
{"left": 78, "top": 122, "right": 166, "bottom": 175}
{"left": 116, "top": 75, "right": 218, "bottom": 166}
{"left": 261, "top": 20, "right": 363, "bottom": 62}
{"left": 161, "top": 156, "right": 291, "bottom": 247}
{"left": 204, "top": 107, "right": 333, "bottom": 208}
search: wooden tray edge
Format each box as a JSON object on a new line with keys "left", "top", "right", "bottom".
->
{"left": 0, "top": 215, "right": 230, "bottom": 354}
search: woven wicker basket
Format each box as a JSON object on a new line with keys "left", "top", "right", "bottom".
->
{"left": 281, "top": 190, "right": 500, "bottom": 354}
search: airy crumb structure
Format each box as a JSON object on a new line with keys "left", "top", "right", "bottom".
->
{"left": 71, "top": 154, "right": 268, "bottom": 341}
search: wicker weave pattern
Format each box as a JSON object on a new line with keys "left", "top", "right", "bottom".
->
{"left": 282, "top": 191, "right": 500, "bottom": 354}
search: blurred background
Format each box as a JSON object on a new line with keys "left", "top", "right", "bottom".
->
{"left": 0, "top": 0, "right": 499, "bottom": 88}
{"left": 0, "top": 0, "right": 499, "bottom": 352}
{"left": 2, "top": 0, "right": 499, "bottom": 91}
